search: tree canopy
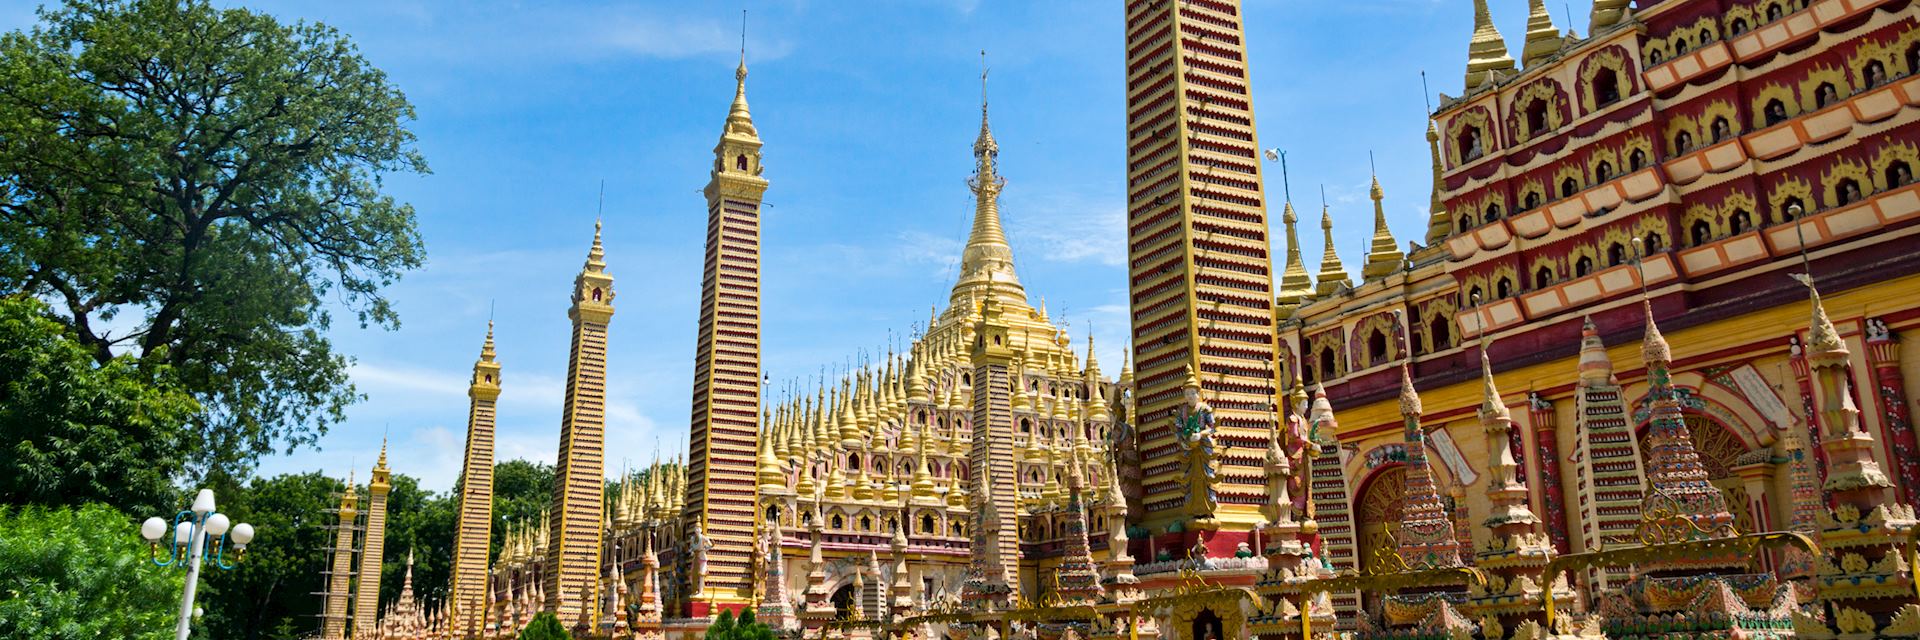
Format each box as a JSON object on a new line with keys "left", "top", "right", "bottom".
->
{"left": 518, "top": 611, "right": 569, "bottom": 640}
{"left": 0, "top": 0, "right": 427, "bottom": 479}
{"left": 703, "top": 609, "right": 779, "bottom": 640}
{"left": 0, "top": 295, "right": 199, "bottom": 516}
{"left": 195, "top": 471, "right": 339, "bottom": 640}
{"left": 0, "top": 503, "right": 184, "bottom": 640}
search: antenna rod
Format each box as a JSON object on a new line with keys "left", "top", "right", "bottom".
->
{"left": 597, "top": 180, "right": 605, "bottom": 218}
{"left": 980, "top": 50, "right": 989, "bottom": 109}
{"left": 1420, "top": 70, "right": 1433, "bottom": 114}
{"left": 1280, "top": 150, "right": 1292, "bottom": 203}
{"left": 1369, "top": 150, "right": 1377, "bottom": 176}
{"left": 740, "top": 9, "right": 747, "bottom": 64}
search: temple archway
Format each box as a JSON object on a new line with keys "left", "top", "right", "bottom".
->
{"left": 1354, "top": 464, "right": 1406, "bottom": 612}
{"left": 830, "top": 584, "right": 857, "bottom": 621}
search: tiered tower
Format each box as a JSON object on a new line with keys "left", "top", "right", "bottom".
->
{"left": 1122, "top": 0, "right": 1280, "bottom": 529}
{"left": 449, "top": 323, "right": 500, "bottom": 636}
{"left": 353, "top": 445, "right": 393, "bottom": 637}
{"left": 321, "top": 474, "right": 359, "bottom": 640}
{"left": 1796, "top": 273, "right": 1920, "bottom": 636}
{"left": 964, "top": 279, "right": 1019, "bottom": 606}
{"left": 1051, "top": 449, "right": 1105, "bottom": 604}
{"left": 1569, "top": 317, "right": 1644, "bottom": 587}
{"left": 683, "top": 48, "right": 769, "bottom": 614}
{"left": 1462, "top": 340, "right": 1559, "bottom": 639}
{"left": 1391, "top": 359, "right": 1463, "bottom": 570}
{"left": 1634, "top": 300, "right": 1735, "bottom": 536}
{"left": 546, "top": 222, "right": 615, "bottom": 623}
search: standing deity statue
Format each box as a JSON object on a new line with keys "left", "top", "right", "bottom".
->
{"left": 688, "top": 523, "right": 716, "bottom": 595}
{"left": 1174, "top": 369, "right": 1221, "bottom": 520}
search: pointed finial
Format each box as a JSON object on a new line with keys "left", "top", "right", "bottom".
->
{"left": 1521, "top": 0, "right": 1565, "bottom": 67}
{"left": 1315, "top": 191, "right": 1349, "bottom": 296}
{"left": 1465, "top": 0, "right": 1517, "bottom": 89}
{"left": 480, "top": 319, "right": 497, "bottom": 362}
{"left": 980, "top": 49, "right": 989, "bottom": 112}
{"left": 1477, "top": 332, "right": 1510, "bottom": 420}
{"left": 1630, "top": 238, "right": 1670, "bottom": 363}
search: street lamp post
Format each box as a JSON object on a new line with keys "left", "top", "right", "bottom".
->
{"left": 141, "top": 488, "right": 255, "bottom": 640}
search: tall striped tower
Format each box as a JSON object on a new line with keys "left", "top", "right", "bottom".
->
{"left": 448, "top": 323, "right": 501, "bottom": 636}
{"left": 1122, "top": 0, "right": 1279, "bottom": 530}
{"left": 546, "top": 223, "right": 615, "bottom": 623}
{"left": 352, "top": 445, "right": 392, "bottom": 637}
{"left": 682, "top": 49, "right": 768, "bottom": 615}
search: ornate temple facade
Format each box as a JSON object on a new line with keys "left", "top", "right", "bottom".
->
{"left": 386, "top": 0, "right": 1920, "bottom": 638}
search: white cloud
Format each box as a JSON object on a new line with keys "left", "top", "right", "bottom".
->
{"left": 1005, "top": 190, "right": 1126, "bottom": 267}
{"left": 351, "top": 361, "right": 469, "bottom": 399}
{"left": 593, "top": 13, "right": 795, "bottom": 61}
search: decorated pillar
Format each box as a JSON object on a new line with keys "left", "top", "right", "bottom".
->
{"left": 1865, "top": 318, "right": 1920, "bottom": 503}
{"left": 1525, "top": 393, "right": 1572, "bottom": 553}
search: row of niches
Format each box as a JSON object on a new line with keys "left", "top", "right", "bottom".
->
{"left": 1445, "top": 31, "right": 1915, "bottom": 244}
{"left": 1641, "top": 0, "right": 1815, "bottom": 67}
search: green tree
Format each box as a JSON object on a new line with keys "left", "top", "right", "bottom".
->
{"left": 0, "top": 503, "right": 184, "bottom": 640}
{"left": 379, "top": 474, "right": 455, "bottom": 614}
{"left": 195, "top": 472, "right": 340, "bottom": 640}
{"left": 518, "top": 611, "right": 569, "bottom": 640}
{"left": 0, "top": 296, "right": 199, "bottom": 515}
{"left": 703, "top": 609, "right": 777, "bottom": 640}
{"left": 485, "top": 459, "right": 555, "bottom": 562}
{"left": 0, "top": 0, "right": 428, "bottom": 478}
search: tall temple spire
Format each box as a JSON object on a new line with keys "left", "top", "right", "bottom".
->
{"left": 1520, "top": 0, "right": 1565, "bottom": 67}
{"left": 952, "top": 52, "right": 1025, "bottom": 309}
{"left": 1463, "top": 0, "right": 1516, "bottom": 90}
{"left": 687, "top": 43, "right": 771, "bottom": 611}
{"left": 1277, "top": 202, "right": 1314, "bottom": 306}
{"left": 1361, "top": 174, "right": 1404, "bottom": 280}
{"left": 1123, "top": 0, "right": 1282, "bottom": 533}
{"left": 548, "top": 221, "right": 616, "bottom": 621}
{"left": 1314, "top": 204, "right": 1350, "bottom": 297}
{"left": 354, "top": 442, "right": 393, "bottom": 638}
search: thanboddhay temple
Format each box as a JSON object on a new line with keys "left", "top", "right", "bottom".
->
{"left": 321, "top": 0, "right": 1920, "bottom": 638}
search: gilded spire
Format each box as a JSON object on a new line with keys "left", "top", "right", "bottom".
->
{"left": 1423, "top": 121, "right": 1451, "bottom": 245}
{"left": 1477, "top": 342, "right": 1510, "bottom": 421}
{"left": 725, "top": 24, "right": 757, "bottom": 139}
{"left": 1520, "top": 0, "right": 1564, "bottom": 67}
{"left": 952, "top": 52, "right": 1025, "bottom": 309}
{"left": 586, "top": 219, "right": 607, "bottom": 273}
{"left": 1361, "top": 175, "right": 1404, "bottom": 280}
{"left": 1590, "top": 0, "right": 1631, "bottom": 31}
{"left": 1314, "top": 205, "right": 1349, "bottom": 297}
{"left": 1464, "top": 0, "right": 1517, "bottom": 90}
{"left": 1792, "top": 273, "right": 1847, "bottom": 356}
{"left": 481, "top": 320, "right": 497, "bottom": 362}
{"left": 1277, "top": 202, "right": 1314, "bottom": 305}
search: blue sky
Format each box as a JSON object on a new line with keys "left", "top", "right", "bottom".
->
{"left": 5, "top": 0, "right": 1597, "bottom": 492}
